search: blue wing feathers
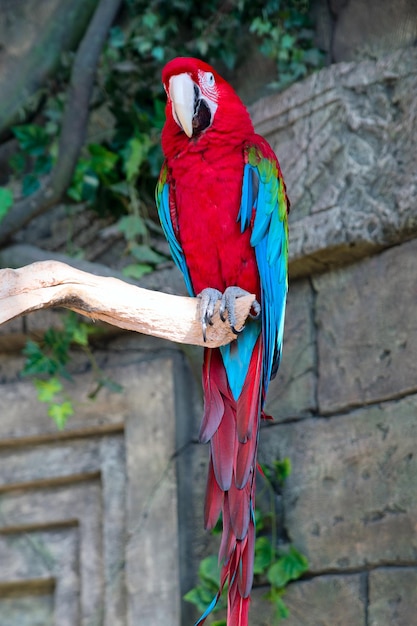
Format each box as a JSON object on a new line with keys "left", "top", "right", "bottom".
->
{"left": 239, "top": 146, "right": 288, "bottom": 397}
{"left": 156, "top": 172, "right": 195, "bottom": 297}
{"left": 238, "top": 165, "right": 255, "bottom": 232}
{"left": 267, "top": 208, "right": 283, "bottom": 266}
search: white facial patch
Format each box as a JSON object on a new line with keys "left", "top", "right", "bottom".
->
{"left": 197, "top": 70, "right": 219, "bottom": 121}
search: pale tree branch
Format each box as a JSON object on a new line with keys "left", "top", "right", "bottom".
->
{"left": 0, "top": 261, "right": 255, "bottom": 348}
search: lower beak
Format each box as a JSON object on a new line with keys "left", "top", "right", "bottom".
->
{"left": 169, "top": 73, "right": 195, "bottom": 138}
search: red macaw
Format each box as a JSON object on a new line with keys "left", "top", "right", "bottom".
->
{"left": 156, "top": 57, "right": 289, "bottom": 626}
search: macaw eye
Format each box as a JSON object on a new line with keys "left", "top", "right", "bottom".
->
{"left": 205, "top": 72, "right": 215, "bottom": 86}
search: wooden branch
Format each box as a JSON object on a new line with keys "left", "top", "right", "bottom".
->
{"left": 0, "top": 261, "right": 255, "bottom": 348}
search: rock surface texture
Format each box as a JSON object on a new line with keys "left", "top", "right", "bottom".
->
{"left": 251, "top": 48, "right": 417, "bottom": 278}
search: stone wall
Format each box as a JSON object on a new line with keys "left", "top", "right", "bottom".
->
{"left": 251, "top": 242, "right": 417, "bottom": 625}
{"left": 312, "top": 0, "right": 417, "bottom": 63}
{"left": 0, "top": 327, "right": 192, "bottom": 625}
{"left": 0, "top": 48, "right": 416, "bottom": 626}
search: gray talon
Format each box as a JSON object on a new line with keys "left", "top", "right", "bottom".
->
{"left": 220, "top": 286, "right": 261, "bottom": 333}
{"left": 198, "top": 286, "right": 261, "bottom": 340}
{"left": 198, "top": 288, "right": 222, "bottom": 341}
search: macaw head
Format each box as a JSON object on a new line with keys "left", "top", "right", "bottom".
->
{"left": 161, "top": 57, "right": 252, "bottom": 141}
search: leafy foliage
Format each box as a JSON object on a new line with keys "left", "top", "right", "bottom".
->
{"left": 262, "top": 457, "right": 292, "bottom": 487}
{"left": 0, "top": 187, "right": 13, "bottom": 222}
{"left": 1, "top": 1, "right": 321, "bottom": 274}
{"left": 10, "top": 123, "right": 55, "bottom": 197}
{"left": 21, "top": 312, "right": 122, "bottom": 429}
{"left": 250, "top": 0, "right": 323, "bottom": 90}
{"left": 183, "top": 555, "right": 222, "bottom": 617}
{"left": 184, "top": 458, "right": 309, "bottom": 623}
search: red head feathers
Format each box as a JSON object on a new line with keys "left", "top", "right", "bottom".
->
{"left": 161, "top": 57, "right": 253, "bottom": 148}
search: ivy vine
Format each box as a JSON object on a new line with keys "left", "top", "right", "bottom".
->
{"left": 21, "top": 311, "right": 122, "bottom": 429}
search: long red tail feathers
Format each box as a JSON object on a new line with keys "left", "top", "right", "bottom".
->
{"left": 211, "top": 399, "right": 236, "bottom": 491}
{"left": 204, "top": 459, "right": 224, "bottom": 530}
{"left": 199, "top": 348, "right": 230, "bottom": 443}
{"left": 197, "top": 340, "right": 263, "bottom": 626}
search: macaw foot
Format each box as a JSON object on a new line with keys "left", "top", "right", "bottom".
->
{"left": 219, "top": 286, "right": 261, "bottom": 334}
{"left": 198, "top": 288, "right": 222, "bottom": 342}
{"left": 197, "top": 286, "right": 260, "bottom": 341}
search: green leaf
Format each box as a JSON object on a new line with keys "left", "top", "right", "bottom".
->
{"left": 12, "top": 124, "right": 50, "bottom": 155}
{"left": 63, "top": 311, "right": 95, "bottom": 347}
{"left": 274, "top": 595, "right": 290, "bottom": 620}
{"left": 183, "top": 587, "right": 201, "bottom": 607}
{"left": 151, "top": 45, "right": 165, "bottom": 62}
{"left": 267, "top": 546, "right": 309, "bottom": 589}
{"left": 34, "top": 377, "right": 63, "bottom": 403}
{"left": 0, "top": 187, "right": 13, "bottom": 221}
{"left": 34, "top": 154, "right": 53, "bottom": 176}
{"left": 122, "top": 263, "right": 153, "bottom": 280}
{"left": 250, "top": 17, "right": 272, "bottom": 36}
{"left": 265, "top": 588, "right": 290, "bottom": 620}
{"left": 43, "top": 327, "right": 71, "bottom": 365}
{"left": 118, "top": 215, "right": 148, "bottom": 241}
{"left": 183, "top": 586, "right": 216, "bottom": 614}
{"left": 143, "top": 11, "right": 158, "bottom": 29}
{"left": 254, "top": 536, "right": 274, "bottom": 575}
{"left": 183, "top": 555, "right": 225, "bottom": 615}
{"left": 151, "top": 99, "right": 166, "bottom": 131}
{"left": 48, "top": 401, "right": 74, "bottom": 430}
{"left": 196, "top": 38, "right": 209, "bottom": 57}
{"left": 68, "top": 158, "right": 104, "bottom": 202}
{"left": 123, "top": 136, "right": 151, "bottom": 182}
{"left": 109, "top": 181, "right": 130, "bottom": 197}
{"left": 88, "top": 143, "right": 119, "bottom": 177}
{"left": 129, "top": 243, "right": 165, "bottom": 265}
{"left": 109, "top": 26, "right": 125, "bottom": 48}
{"left": 198, "top": 555, "right": 221, "bottom": 590}
{"left": 22, "top": 173, "right": 41, "bottom": 196}
{"left": 281, "top": 33, "right": 294, "bottom": 49}
{"left": 220, "top": 48, "right": 237, "bottom": 70}
{"left": 274, "top": 457, "right": 292, "bottom": 484}
{"left": 8, "top": 152, "right": 26, "bottom": 174}
{"left": 212, "top": 515, "right": 223, "bottom": 535}
{"left": 22, "top": 340, "right": 58, "bottom": 377}
{"left": 267, "top": 560, "right": 289, "bottom": 589}
{"left": 71, "top": 323, "right": 90, "bottom": 346}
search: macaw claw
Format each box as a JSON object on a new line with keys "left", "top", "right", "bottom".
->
{"left": 197, "top": 286, "right": 261, "bottom": 341}
{"left": 198, "top": 288, "right": 222, "bottom": 342}
{"left": 220, "top": 286, "right": 260, "bottom": 335}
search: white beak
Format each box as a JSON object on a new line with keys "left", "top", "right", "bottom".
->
{"left": 169, "top": 73, "right": 195, "bottom": 138}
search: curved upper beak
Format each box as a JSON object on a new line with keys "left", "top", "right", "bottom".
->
{"left": 168, "top": 73, "right": 195, "bottom": 138}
